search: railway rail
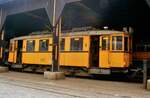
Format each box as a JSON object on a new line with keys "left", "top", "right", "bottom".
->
{"left": 0, "top": 76, "right": 131, "bottom": 98}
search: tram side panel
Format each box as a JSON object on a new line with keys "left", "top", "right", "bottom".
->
{"left": 22, "top": 38, "right": 52, "bottom": 65}
{"left": 10, "top": 35, "right": 90, "bottom": 68}
{"left": 60, "top": 36, "right": 90, "bottom": 68}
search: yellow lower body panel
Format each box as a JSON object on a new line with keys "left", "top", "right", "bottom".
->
{"left": 100, "top": 51, "right": 110, "bottom": 68}
{"left": 22, "top": 52, "right": 89, "bottom": 68}
{"left": 22, "top": 53, "right": 52, "bottom": 65}
{"left": 110, "top": 53, "right": 127, "bottom": 68}
{"left": 60, "top": 52, "right": 89, "bottom": 68}
{"left": 100, "top": 51, "right": 130, "bottom": 68}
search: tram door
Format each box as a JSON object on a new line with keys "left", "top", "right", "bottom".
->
{"left": 16, "top": 40, "right": 23, "bottom": 64}
{"left": 90, "top": 36, "right": 100, "bottom": 68}
{"left": 99, "top": 36, "right": 110, "bottom": 68}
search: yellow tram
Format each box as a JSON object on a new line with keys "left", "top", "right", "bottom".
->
{"left": 8, "top": 30, "right": 132, "bottom": 74}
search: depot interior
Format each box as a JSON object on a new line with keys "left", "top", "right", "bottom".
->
{"left": 2, "top": 0, "right": 150, "bottom": 51}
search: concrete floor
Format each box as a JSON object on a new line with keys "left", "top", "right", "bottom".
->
{"left": 0, "top": 72, "right": 149, "bottom": 98}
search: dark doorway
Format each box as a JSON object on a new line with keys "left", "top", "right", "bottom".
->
{"left": 90, "top": 36, "right": 100, "bottom": 68}
{"left": 16, "top": 40, "right": 23, "bottom": 64}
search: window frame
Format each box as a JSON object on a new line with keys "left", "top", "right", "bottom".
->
{"left": 101, "top": 36, "right": 110, "bottom": 51}
{"left": 60, "top": 38, "right": 65, "bottom": 51}
{"left": 111, "top": 35, "right": 123, "bottom": 51}
{"left": 111, "top": 34, "right": 131, "bottom": 52}
{"left": 39, "top": 39, "right": 49, "bottom": 52}
{"left": 70, "top": 37, "right": 83, "bottom": 51}
{"left": 26, "top": 40, "right": 35, "bottom": 52}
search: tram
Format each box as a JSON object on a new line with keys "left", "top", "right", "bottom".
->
{"left": 7, "top": 29, "right": 132, "bottom": 75}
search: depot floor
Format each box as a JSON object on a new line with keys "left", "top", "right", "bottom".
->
{"left": 0, "top": 72, "right": 149, "bottom": 98}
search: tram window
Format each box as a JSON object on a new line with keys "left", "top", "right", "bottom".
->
{"left": 124, "top": 37, "right": 128, "bottom": 51}
{"left": 71, "top": 38, "right": 83, "bottom": 51}
{"left": 112, "top": 37, "right": 115, "bottom": 50}
{"left": 26, "top": 40, "right": 35, "bottom": 52}
{"left": 116, "top": 36, "right": 122, "bottom": 50}
{"left": 102, "top": 37, "right": 107, "bottom": 50}
{"left": 60, "top": 38, "right": 65, "bottom": 51}
{"left": 39, "top": 40, "right": 48, "bottom": 51}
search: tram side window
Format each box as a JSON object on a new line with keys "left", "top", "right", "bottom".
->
{"left": 26, "top": 40, "right": 35, "bottom": 52}
{"left": 116, "top": 36, "right": 122, "bottom": 50}
{"left": 124, "top": 37, "right": 129, "bottom": 51}
{"left": 70, "top": 38, "right": 83, "bottom": 51}
{"left": 39, "top": 40, "right": 48, "bottom": 51}
{"left": 60, "top": 38, "right": 65, "bottom": 51}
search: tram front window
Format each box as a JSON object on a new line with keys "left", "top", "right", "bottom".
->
{"left": 116, "top": 36, "right": 122, "bottom": 50}
{"left": 112, "top": 36, "right": 123, "bottom": 51}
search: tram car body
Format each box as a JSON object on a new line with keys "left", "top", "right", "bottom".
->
{"left": 8, "top": 30, "right": 132, "bottom": 74}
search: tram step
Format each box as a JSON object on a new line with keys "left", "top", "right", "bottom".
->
{"left": 89, "top": 68, "right": 111, "bottom": 75}
{"left": 11, "top": 64, "right": 23, "bottom": 69}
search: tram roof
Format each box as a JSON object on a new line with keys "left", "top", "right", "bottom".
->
{"left": 10, "top": 30, "right": 127, "bottom": 41}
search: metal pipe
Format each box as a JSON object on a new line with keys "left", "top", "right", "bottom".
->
{"left": 143, "top": 44, "right": 148, "bottom": 89}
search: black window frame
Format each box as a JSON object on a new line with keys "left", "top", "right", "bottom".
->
{"left": 39, "top": 39, "right": 49, "bottom": 51}
{"left": 70, "top": 38, "right": 83, "bottom": 51}
{"left": 60, "top": 38, "right": 65, "bottom": 51}
{"left": 26, "top": 40, "right": 35, "bottom": 52}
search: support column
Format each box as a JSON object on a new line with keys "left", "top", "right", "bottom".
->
{"left": 0, "top": 8, "right": 6, "bottom": 32}
{"left": 45, "top": 0, "right": 65, "bottom": 72}
{"left": 0, "top": 10, "right": 8, "bottom": 72}
{"left": 0, "top": 8, "right": 7, "bottom": 65}
{"left": 44, "top": 0, "right": 65, "bottom": 79}
{"left": 143, "top": 60, "right": 148, "bottom": 89}
{"left": 44, "top": 18, "right": 65, "bottom": 80}
{"left": 52, "top": 18, "right": 61, "bottom": 72}
{"left": 44, "top": 0, "right": 80, "bottom": 79}
{"left": 0, "top": 30, "right": 4, "bottom": 60}
{"left": 52, "top": 24, "right": 59, "bottom": 72}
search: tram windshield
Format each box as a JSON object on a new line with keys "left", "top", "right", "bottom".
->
{"left": 111, "top": 35, "right": 129, "bottom": 52}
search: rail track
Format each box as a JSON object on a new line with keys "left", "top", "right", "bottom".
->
{"left": 0, "top": 77, "right": 131, "bottom": 98}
